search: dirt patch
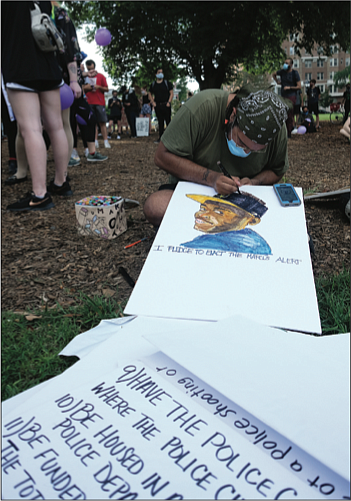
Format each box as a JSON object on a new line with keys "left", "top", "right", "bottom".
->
{"left": 1, "top": 122, "right": 350, "bottom": 312}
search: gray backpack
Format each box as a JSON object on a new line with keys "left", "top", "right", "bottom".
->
{"left": 30, "top": 2, "right": 64, "bottom": 53}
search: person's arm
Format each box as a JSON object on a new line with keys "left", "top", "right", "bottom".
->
{"left": 95, "top": 77, "right": 108, "bottom": 93}
{"left": 272, "top": 71, "right": 279, "bottom": 83}
{"left": 67, "top": 61, "right": 81, "bottom": 99}
{"left": 154, "top": 142, "right": 241, "bottom": 194}
{"left": 240, "top": 170, "right": 283, "bottom": 187}
{"left": 167, "top": 89, "right": 174, "bottom": 107}
{"left": 148, "top": 88, "right": 156, "bottom": 107}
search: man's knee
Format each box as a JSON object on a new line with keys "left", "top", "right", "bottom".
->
{"left": 143, "top": 190, "right": 173, "bottom": 226}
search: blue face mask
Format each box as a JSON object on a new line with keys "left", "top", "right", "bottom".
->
{"left": 156, "top": 73, "right": 164, "bottom": 79}
{"left": 226, "top": 137, "right": 251, "bottom": 158}
{"left": 283, "top": 63, "right": 289, "bottom": 70}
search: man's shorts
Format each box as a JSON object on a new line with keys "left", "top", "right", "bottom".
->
{"left": 308, "top": 102, "right": 319, "bottom": 115}
{"left": 90, "top": 104, "right": 108, "bottom": 123}
{"left": 109, "top": 115, "right": 121, "bottom": 123}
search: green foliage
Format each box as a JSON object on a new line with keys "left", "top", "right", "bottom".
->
{"left": 69, "top": 2, "right": 350, "bottom": 90}
{"left": 319, "top": 90, "right": 334, "bottom": 108}
{"left": 333, "top": 67, "right": 351, "bottom": 89}
{"left": 1, "top": 294, "right": 126, "bottom": 401}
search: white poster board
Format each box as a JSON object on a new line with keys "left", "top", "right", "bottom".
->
{"left": 125, "top": 182, "right": 321, "bottom": 334}
{"left": 2, "top": 316, "right": 349, "bottom": 500}
{"left": 136, "top": 117, "right": 149, "bottom": 137}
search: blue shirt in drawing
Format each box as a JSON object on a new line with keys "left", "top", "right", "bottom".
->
{"left": 181, "top": 228, "right": 272, "bottom": 255}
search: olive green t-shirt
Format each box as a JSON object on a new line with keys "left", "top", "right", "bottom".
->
{"left": 161, "top": 89, "right": 288, "bottom": 183}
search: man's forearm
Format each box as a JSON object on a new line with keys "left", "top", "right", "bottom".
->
{"left": 250, "top": 170, "right": 283, "bottom": 186}
{"left": 154, "top": 143, "right": 218, "bottom": 187}
{"left": 154, "top": 143, "right": 241, "bottom": 195}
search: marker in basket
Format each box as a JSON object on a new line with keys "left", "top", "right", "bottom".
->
{"left": 217, "top": 160, "right": 241, "bottom": 194}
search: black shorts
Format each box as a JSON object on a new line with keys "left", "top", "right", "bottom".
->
{"left": 308, "top": 102, "right": 319, "bottom": 115}
{"left": 6, "top": 79, "right": 63, "bottom": 93}
{"left": 109, "top": 116, "right": 121, "bottom": 123}
{"left": 293, "top": 104, "right": 300, "bottom": 115}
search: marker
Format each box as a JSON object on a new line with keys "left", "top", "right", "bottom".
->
{"left": 217, "top": 160, "right": 241, "bottom": 194}
{"left": 124, "top": 237, "right": 148, "bottom": 249}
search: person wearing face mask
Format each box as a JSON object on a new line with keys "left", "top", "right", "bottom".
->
{"left": 306, "top": 79, "right": 321, "bottom": 130}
{"left": 272, "top": 58, "right": 301, "bottom": 138}
{"left": 139, "top": 85, "right": 152, "bottom": 134}
{"left": 297, "top": 105, "right": 316, "bottom": 133}
{"left": 143, "top": 85, "right": 291, "bottom": 227}
{"left": 148, "top": 67, "right": 174, "bottom": 143}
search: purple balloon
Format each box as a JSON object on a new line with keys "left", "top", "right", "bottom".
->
{"left": 60, "top": 84, "right": 74, "bottom": 110}
{"left": 297, "top": 126, "right": 307, "bottom": 135}
{"left": 95, "top": 28, "right": 111, "bottom": 46}
{"left": 76, "top": 114, "right": 87, "bottom": 126}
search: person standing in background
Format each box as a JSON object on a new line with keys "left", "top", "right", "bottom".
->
{"left": 342, "top": 83, "right": 350, "bottom": 124}
{"left": 1, "top": 1, "right": 69, "bottom": 212}
{"left": 272, "top": 58, "right": 301, "bottom": 138}
{"left": 148, "top": 67, "right": 173, "bottom": 143}
{"left": 108, "top": 90, "right": 122, "bottom": 139}
{"left": 139, "top": 85, "right": 152, "bottom": 135}
{"left": 307, "top": 79, "right": 321, "bottom": 130}
{"left": 83, "top": 59, "right": 110, "bottom": 149}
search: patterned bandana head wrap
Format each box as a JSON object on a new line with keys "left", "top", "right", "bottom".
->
{"left": 235, "top": 89, "right": 291, "bottom": 145}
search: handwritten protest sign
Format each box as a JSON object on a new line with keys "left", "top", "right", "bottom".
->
{"left": 125, "top": 182, "right": 321, "bottom": 334}
{"left": 136, "top": 118, "right": 149, "bottom": 137}
{"left": 2, "top": 315, "right": 349, "bottom": 499}
{"left": 2, "top": 353, "right": 349, "bottom": 499}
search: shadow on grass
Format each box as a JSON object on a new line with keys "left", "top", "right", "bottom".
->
{"left": 2, "top": 269, "right": 350, "bottom": 401}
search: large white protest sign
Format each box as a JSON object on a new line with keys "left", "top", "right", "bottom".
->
{"left": 125, "top": 182, "right": 321, "bottom": 334}
{"left": 2, "top": 316, "right": 349, "bottom": 499}
{"left": 2, "top": 355, "right": 348, "bottom": 500}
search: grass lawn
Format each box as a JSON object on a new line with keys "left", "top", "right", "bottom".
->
{"left": 2, "top": 269, "right": 350, "bottom": 402}
{"left": 318, "top": 113, "right": 345, "bottom": 122}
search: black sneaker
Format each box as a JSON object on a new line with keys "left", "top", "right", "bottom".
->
{"left": 47, "top": 180, "right": 73, "bottom": 197}
{"left": 7, "top": 192, "right": 54, "bottom": 212}
{"left": 8, "top": 159, "right": 17, "bottom": 175}
{"left": 5, "top": 174, "right": 28, "bottom": 186}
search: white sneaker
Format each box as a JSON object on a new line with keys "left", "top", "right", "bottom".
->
{"left": 95, "top": 140, "right": 99, "bottom": 149}
{"left": 291, "top": 128, "right": 298, "bottom": 134}
{"left": 104, "top": 140, "right": 111, "bottom": 149}
{"left": 71, "top": 148, "right": 80, "bottom": 161}
{"left": 84, "top": 148, "right": 89, "bottom": 157}
{"left": 117, "top": 135, "right": 121, "bottom": 140}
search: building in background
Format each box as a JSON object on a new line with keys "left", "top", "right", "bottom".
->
{"left": 224, "top": 34, "right": 350, "bottom": 109}
{"left": 272, "top": 34, "right": 350, "bottom": 106}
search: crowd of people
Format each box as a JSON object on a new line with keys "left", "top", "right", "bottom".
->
{"left": 1, "top": 1, "right": 174, "bottom": 213}
{"left": 1, "top": 2, "right": 349, "bottom": 216}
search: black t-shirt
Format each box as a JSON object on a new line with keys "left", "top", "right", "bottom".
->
{"left": 142, "top": 94, "right": 151, "bottom": 105}
{"left": 149, "top": 80, "right": 173, "bottom": 104}
{"left": 108, "top": 97, "right": 122, "bottom": 117}
{"left": 122, "top": 90, "right": 140, "bottom": 113}
{"left": 276, "top": 69, "right": 300, "bottom": 98}
{"left": 1, "top": 1, "right": 62, "bottom": 85}
{"left": 307, "top": 86, "right": 320, "bottom": 104}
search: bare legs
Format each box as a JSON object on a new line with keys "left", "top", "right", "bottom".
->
{"left": 8, "top": 88, "right": 69, "bottom": 193}
{"left": 143, "top": 189, "right": 174, "bottom": 226}
{"left": 8, "top": 90, "right": 48, "bottom": 197}
{"left": 40, "top": 89, "right": 69, "bottom": 186}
